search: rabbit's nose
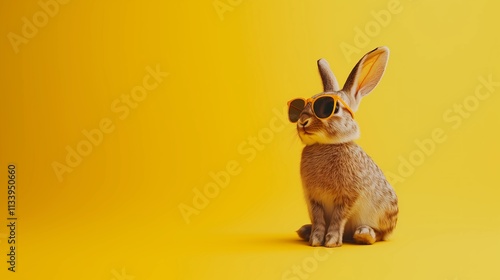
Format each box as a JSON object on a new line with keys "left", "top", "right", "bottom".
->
{"left": 299, "top": 118, "right": 310, "bottom": 127}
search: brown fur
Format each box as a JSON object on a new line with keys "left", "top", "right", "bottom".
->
{"left": 293, "top": 47, "right": 398, "bottom": 247}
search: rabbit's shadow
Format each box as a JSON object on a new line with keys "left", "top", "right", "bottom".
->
{"left": 239, "top": 233, "right": 375, "bottom": 251}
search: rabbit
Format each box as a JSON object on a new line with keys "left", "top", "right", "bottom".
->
{"left": 289, "top": 46, "right": 398, "bottom": 247}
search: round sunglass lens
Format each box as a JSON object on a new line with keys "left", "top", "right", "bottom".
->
{"left": 313, "top": 96, "right": 335, "bottom": 118}
{"left": 288, "top": 99, "right": 305, "bottom": 122}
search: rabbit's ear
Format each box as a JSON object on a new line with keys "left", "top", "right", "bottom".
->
{"left": 343, "top": 46, "right": 389, "bottom": 111}
{"left": 317, "top": 59, "right": 340, "bottom": 92}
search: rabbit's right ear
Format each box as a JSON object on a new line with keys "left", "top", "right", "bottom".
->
{"left": 343, "top": 46, "right": 389, "bottom": 111}
{"left": 318, "top": 59, "right": 340, "bottom": 92}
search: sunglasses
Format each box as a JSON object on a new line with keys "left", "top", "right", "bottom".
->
{"left": 287, "top": 95, "right": 354, "bottom": 123}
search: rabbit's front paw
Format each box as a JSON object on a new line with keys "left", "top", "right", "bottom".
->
{"left": 309, "top": 230, "right": 325, "bottom": 246}
{"left": 324, "top": 231, "right": 342, "bottom": 247}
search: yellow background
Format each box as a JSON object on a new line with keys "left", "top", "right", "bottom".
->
{"left": 1, "top": 0, "right": 500, "bottom": 279}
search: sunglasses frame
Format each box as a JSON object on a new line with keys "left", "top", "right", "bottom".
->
{"left": 287, "top": 95, "right": 355, "bottom": 123}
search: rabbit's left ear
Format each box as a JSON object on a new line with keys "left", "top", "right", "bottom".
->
{"left": 343, "top": 46, "right": 389, "bottom": 111}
